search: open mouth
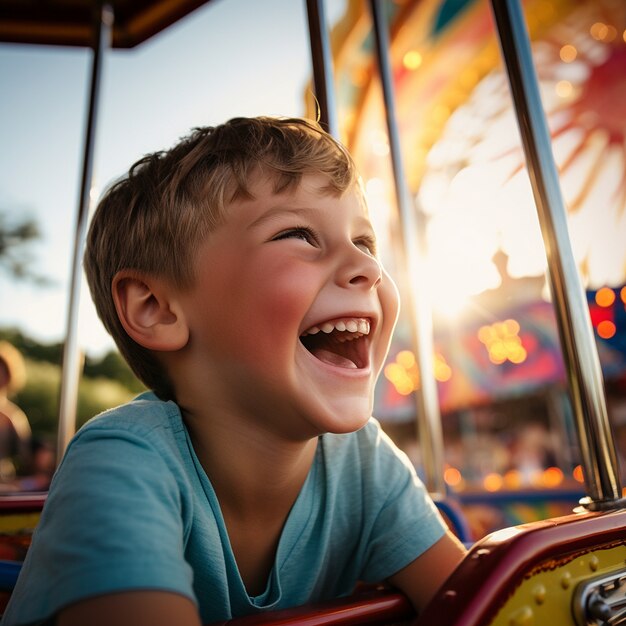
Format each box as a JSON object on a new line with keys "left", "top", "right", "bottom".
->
{"left": 299, "top": 318, "right": 371, "bottom": 369}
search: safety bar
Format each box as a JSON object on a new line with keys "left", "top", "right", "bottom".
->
{"left": 304, "top": 1, "right": 447, "bottom": 496}
{"left": 368, "top": 0, "right": 446, "bottom": 497}
{"left": 57, "top": 2, "right": 113, "bottom": 461}
{"left": 305, "top": 0, "right": 339, "bottom": 137}
{"left": 489, "top": 0, "right": 624, "bottom": 509}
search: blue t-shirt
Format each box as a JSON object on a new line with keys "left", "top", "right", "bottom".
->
{"left": 2, "top": 392, "right": 446, "bottom": 625}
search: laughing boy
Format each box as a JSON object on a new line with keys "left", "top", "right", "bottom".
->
{"left": 3, "top": 117, "right": 465, "bottom": 626}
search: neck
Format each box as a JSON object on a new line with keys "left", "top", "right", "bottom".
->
{"left": 181, "top": 403, "right": 320, "bottom": 597}
{"left": 182, "top": 404, "right": 318, "bottom": 518}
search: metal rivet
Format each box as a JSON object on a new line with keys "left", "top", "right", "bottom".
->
{"left": 508, "top": 605, "right": 534, "bottom": 625}
{"left": 533, "top": 584, "right": 546, "bottom": 605}
{"left": 561, "top": 572, "right": 572, "bottom": 589}
{"left": 590, "top": 556, "right": 599, "bottom": 572}
{"left": 472, "top": 548, "right": 491, "bottom": 560}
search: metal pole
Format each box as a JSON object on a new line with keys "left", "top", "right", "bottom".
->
{"left": 369, "top": 0, "right": 446, "bottom": 497}
{"left": 490, "top": 0, "right": 624, "bottom": 509}
{"left": 305, "top": 0, "right": 339, "bottom": 137}
{"left": 57, "top": 2, "right": 113, "bottom": 461}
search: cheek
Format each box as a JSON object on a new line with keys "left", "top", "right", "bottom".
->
{"left": 216, "top": 265, "right": 320, "bottom": 361}
{"left": 380, "top": 272, "right": 400, "bottom": 332}
{"left": 247, "top": 262, "right": 321, "bottom": 322}
{"left": 374, "top": 274, "right": 400, "bottom": 369}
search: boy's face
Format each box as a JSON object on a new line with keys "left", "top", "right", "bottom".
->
{"left": 176, "top": 173, "right": 399, "bottom": 440}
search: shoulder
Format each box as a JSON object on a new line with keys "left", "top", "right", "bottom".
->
{"left": 50, "top": 391, "right": 192, "bottom": 504}
{"left": 66, "top": 391, "right": 184, "bottom": 458}
{"left": 77, "top": 390, "right": 182, "bottom": 436}
{"left": 43, "top": 390, "right": 192, "bottom": 521}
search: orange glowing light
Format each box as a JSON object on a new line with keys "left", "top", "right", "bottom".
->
{"left": 542, "top": 467, "right": 564, "bottom": 488}
{"left": 480, "top": 319, "right": 526, "bottom": 365}
{"left": 384, "top": 350, "right": 425, "bottom": 395}
{"left": 555, "top": 80, "right": 573, "bottom": 98}
{"left": 621, "top": 286, "right": 626, "bottom": 304}
{"left": 397, "top": 350, "right": 416, "bottom": 369}
{"left": 384, "top": 363, "right": 414, "bottom": 395}
{"left": 597, "top": 320, "right": 616, "bottom": 339}
{"left": 590, "top": 22, "right": 609, "bottom": 41}
{"left": 504, "top": 319, "right": 520, "bottom": 334}
{"left": 503, "top": 470, "right": 523, "bottom": 490}
{"left": 508, "top": 346, "right": 527, "bottom": 364}
{"left": 605, "top": 25, "right": 617, "bottom": 41}
{"left": 444, "top": 467, "right": 462, "bottom": 488}
{"left": 573, "top": 465, "right": 585, "bottom": 483}
{"left": 434, "top": 353, "right": 452, "bottom": 382}
{"left": 385, "top": 349, "right": 452, "bottom": 393}
{"left": 478, "top": 325, "right": 494, "bottom": 344}
{"left": 487, "top": 346, "right": 506, "bottom": 364}
{"left": 559, "top": 44, "right": 577, "bottom": 63}
{"left": 595, "top": 287, "right": 616, "bottom": 307}
{"left": 483, "top": 473, "right": 503, "bottom": 492}
{"left": 403, "top": 50, "right": 423, "bottom": 70}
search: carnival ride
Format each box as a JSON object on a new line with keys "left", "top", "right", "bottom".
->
{"left": 1, "top": 0, "right": 626, "bottom": 624}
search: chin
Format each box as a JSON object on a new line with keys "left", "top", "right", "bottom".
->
{"left": 315, "top": 400, "right": 373, "bottom": 435}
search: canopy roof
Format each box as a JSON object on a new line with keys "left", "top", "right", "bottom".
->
{"left": 0, "top": 0, "right": 212, "bottom": 48}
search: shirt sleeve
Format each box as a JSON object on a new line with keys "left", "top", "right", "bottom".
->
{"left": 2, "top": 425, "right": 196, "bottom": 626}
{"left": 358, "top": 422, "right": 447, "bottom": 583}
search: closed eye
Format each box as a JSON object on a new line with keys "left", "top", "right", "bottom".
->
{"left": 272, "top": 226, "right": 319, "bottom": 246}
{"left": 354, "top": 236, "right": 377, "bottom": 257}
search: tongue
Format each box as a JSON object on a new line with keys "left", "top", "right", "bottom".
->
{"left": 311, "top": 348, "right": 358, "bottom": 369}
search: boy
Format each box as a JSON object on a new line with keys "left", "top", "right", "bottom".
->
{"left": 2, "top": 117, "right": 465, "bottom": 626}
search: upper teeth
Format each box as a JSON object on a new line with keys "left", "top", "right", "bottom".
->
{"left": 301, "top": 318, "right": 370, "bottom": 337}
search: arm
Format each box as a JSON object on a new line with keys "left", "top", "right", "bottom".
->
{"left": 57, "top": 591, "right": 202, "bottom": 626}
{"left": 387, "top": 530, "right": 466, "bottom": 613}
{"left": 1, "top": 425, "right": 200, "bottom": 626}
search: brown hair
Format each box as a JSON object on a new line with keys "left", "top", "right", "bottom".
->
{"left": 84, "top": 116, "right": 359, "bottom": 399}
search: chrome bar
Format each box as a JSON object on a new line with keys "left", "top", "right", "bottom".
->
{"left": 369, "top": 0, "right": 446, "bottom": 497}
{"left": 305, "top": 0, "right": 339, "bottom": 137}
{"left": 490, "top": 0, "right": 623, "bottom": 508}
{"left": 57, "top": 3, "right": 113, "bottom": 461}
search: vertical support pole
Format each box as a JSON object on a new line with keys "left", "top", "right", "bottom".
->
{"left": 305, "top": 0, "right": 339, "bottom": 137}
{"left": 369, "top": 0, "right": 445, "bottom": 497}
{"left": 57, "top": 2, "right": 113, "bottom": 462}
{"left": 490, "top": 0, "right": 623, "bottom": 508}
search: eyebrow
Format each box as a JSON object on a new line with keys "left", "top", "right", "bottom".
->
{"left": 246, "top": 206, "right": 322, "bottom": 231}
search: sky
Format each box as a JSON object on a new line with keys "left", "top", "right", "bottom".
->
{"left": 0, "top": 0, "right": 346, "bottom": 356}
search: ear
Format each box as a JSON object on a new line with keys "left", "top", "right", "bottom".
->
{"left": 112, "top": 270, "right": 189, "bottom": 351}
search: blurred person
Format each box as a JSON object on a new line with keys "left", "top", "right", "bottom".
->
{"left": 508, "top": 421, "right": 556, "bottom": 485}
{"left": 0, "top": 341, "right": 31, "bottom": 482}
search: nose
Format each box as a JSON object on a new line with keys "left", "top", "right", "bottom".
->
{"left": 337, "top": 245, "right": 383, "bottom": 290}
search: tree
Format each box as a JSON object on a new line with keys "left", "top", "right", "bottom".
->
{"left": 0, "top": 210, "right": 49, "bottom": 285}
{"left": 84, "top": 350, "right": 144, "bottom": 393}
{"left": 0, "top": 329, "right": 144, "bottom": 437}
{"left": 0, "top": 328, "right": 63, "bottom": 365}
